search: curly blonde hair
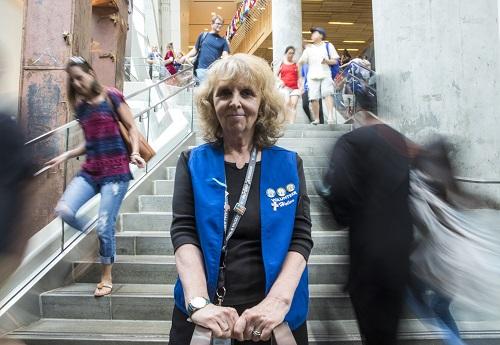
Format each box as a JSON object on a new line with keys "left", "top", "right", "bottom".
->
{"left": 195, "top": 54, "right": 284, "bottom": 148}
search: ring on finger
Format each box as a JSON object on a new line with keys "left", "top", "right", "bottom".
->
{"left": 252, "top": 330, "right": 262, "bottom": 337}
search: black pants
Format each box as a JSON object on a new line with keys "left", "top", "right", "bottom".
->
{"left": 349, "top": 286, "right": 405, "bottom": 345}
{"left": 301, "top": 92, "right": 324, "bottom": 124}
{"left": 168, "top": 304, "right": 308, "bottom": 345}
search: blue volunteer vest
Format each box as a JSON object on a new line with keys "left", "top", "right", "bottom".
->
{"left": 173, "top": 143, "right": 309, "bottom": 330}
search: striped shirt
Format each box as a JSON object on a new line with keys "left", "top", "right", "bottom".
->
{"left": 76, "top": 88, "right": 133, "bottom": 186}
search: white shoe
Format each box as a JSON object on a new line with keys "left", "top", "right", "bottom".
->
{"left": 311, "top": 120, "right": 320, "bottom": 125}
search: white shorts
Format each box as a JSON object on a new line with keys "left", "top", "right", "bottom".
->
{"left": 308, "top": 77, "right": 334, "bottom": 101}
{"left": 280, "top": 86, "right": 301, "bottom": 99}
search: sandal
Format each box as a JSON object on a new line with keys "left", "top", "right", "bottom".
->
{"left": 94, "top": 282, "right": 113, "bottom": 297}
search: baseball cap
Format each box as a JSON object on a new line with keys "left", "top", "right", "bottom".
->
{"left": 310, "top": 27, "right": 326, "bottom": 39}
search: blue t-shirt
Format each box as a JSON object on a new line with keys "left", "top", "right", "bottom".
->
{"left": 195, "top": 32, "right": 230, "bottom": 69}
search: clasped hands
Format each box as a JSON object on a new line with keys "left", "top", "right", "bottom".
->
{"left": 190, "top": 296, "right": 290, "bottom": 342}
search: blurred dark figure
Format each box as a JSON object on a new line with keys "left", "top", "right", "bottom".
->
{"left": 408, "top": 139, "right": 463, "bottom": 345}
{"left": 317, "top": 97, "right": 413, "bottom": 345}
{"left": 408, "top": 138, "right": 500, "bottom": 345}
{"left": 0, "top": 113, "right": 32, "bottom": 283}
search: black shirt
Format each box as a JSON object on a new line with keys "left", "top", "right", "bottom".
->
{"left": 171, "top": 150, "right": 313, "bottom": 305}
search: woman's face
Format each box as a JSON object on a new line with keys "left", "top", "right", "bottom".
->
{"left": 286, "top": 49, "right": 295, "bottom": 62}
{"left": 212, "top": 79, "right": 261, "bottom": 138}
{"left": 68, "top": 66, "right": 95, "bottom": 97}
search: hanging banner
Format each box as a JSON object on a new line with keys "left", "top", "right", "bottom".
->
{"left": 226, "top": 0, "right": 259, "bottom": 40}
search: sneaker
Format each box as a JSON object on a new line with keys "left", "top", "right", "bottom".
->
{"left": 311, "top": 120, "right": 320, "bottom": 125}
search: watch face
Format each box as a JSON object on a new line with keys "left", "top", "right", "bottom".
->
{"left": 191, "top": 297, "right": 208, "bottom": 308}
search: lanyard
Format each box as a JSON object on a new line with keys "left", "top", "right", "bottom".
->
{"left": 216, "top": 146, "right": 258, "bottom": 305}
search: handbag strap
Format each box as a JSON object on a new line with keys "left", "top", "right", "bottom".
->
{"left": 104, "top": 90, "right": 120, "bottom": 122}
{"left": 190, "top": 323, "right": 297, "bottom": 345}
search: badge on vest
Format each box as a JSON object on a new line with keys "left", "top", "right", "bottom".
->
{"left": 266, "top": 184, "right": 297, "bottom": 211}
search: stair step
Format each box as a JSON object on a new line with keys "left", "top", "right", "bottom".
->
{"left": 139, "top": 195, "right": 330, "bottom": 213}
{"left": 40, "top": 284, "right": 351, "bottom": 321}
{"left": 194, "top": 137, "right": 341, "bottom": 152}
{"left": 39, "top": 283, "right": 498, "bottom": 324}
{"left": 188, "top": 145, "right": 331, "bottom": 157}
{"left": 120, "top": 212, "right": 344, "bottom": 232}
{"left": 73, "top": 255, "right": 349, "bottom": 285}
{"left": 165, "top": 166, "right": 328, "bottom": 180}
{"left": 285, "top": 123, "right": 351, "bottom": 131}
{"left": 116, "top": 231, "right": 348, "bottom": 256}
{"left": 282, "top": 129, "right": 349, "bottom": 138}
{"left": 152, "top": 178, "right": 329, "bottom": 196}
{"left": 9, "top": 318, "right": 500, "bottom": 345}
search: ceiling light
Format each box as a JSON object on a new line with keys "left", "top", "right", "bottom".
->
{"left": 302, "top": 31, "right": 310, "bottom": 34}
{"left": 343, "top": 40, "right": 366, "bottom": 43}
{"left": 204, "top": 28, "right": 208, "bottom": 31}
{"left": 253, "top": 18, "right": 258, "bottom": 21}
{"left": 211, "top": 12, "right": 215, "bottom": 15}
{"left": 217, "top": 6, "right": 222, "bottom": 10}
{"left": 267, "top": 47, "right": 273, "bottom": 50}
{"left": 328, "top": 21, "right": 354, "bottom": 25}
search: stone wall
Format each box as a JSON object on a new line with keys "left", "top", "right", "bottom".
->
{"left": 372, "top": 0, "right": 500, "bottom": 205}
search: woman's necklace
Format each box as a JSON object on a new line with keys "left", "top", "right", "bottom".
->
{"left": 226, "top": 149, "right": 251, "bottom": 169}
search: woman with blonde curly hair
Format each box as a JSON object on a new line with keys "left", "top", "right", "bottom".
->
{"left": 168, "top": 54, "right": 313, "bottom": 344}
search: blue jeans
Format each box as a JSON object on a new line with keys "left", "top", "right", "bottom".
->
{"left": 55, "top": 176, "right": 129, "bottom": 264}
{"left": 196, "top": 68, "right": 207, "bottom": 84}
{"left": 407, "top": 276, "right": 465, "bottom": 345}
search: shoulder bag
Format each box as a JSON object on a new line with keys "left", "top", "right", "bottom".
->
{"left": 106, "top": 91, "right": 156, "bottom": 162}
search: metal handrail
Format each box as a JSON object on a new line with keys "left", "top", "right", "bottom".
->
{"left": 125, "top": 65, "right": 192, "bottom": 99}
{"left": 24, "top": 65, "right": 193, "bottom": 147}
{"left": 134, "top": 81, "right": 195, "bottom": 118}
{"left": 342, "top": 61, "right": 375, "bottom": 74}
{"left": 345, "top": 73, "right": 377, "bottom": 92}
{"left": 455, "top": 177, "right": 500, "bottom": 184}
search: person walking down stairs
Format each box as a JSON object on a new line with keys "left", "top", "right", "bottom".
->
{"left": 45, "top": 57, "right": 146, "bottom": 298}
{"left": 298, "top": 27, "right": 340, "bottom": 125}
{"left": 276, "top": 46, "right": 303, "bottom": 124}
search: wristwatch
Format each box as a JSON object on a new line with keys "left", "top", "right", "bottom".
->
{"left": 187, "top": 297, "right": 211, "bottom": 317}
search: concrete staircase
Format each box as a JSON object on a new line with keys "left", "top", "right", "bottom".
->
{"left": 7, "top": 113, "right": 500, "bottom": 344}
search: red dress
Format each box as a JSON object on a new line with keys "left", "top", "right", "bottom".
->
{"left": 164, "top": 50, "right": 177, "bottom": 75}
{"left": 280, "top": 63, "right": 299, "bottom": 90}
